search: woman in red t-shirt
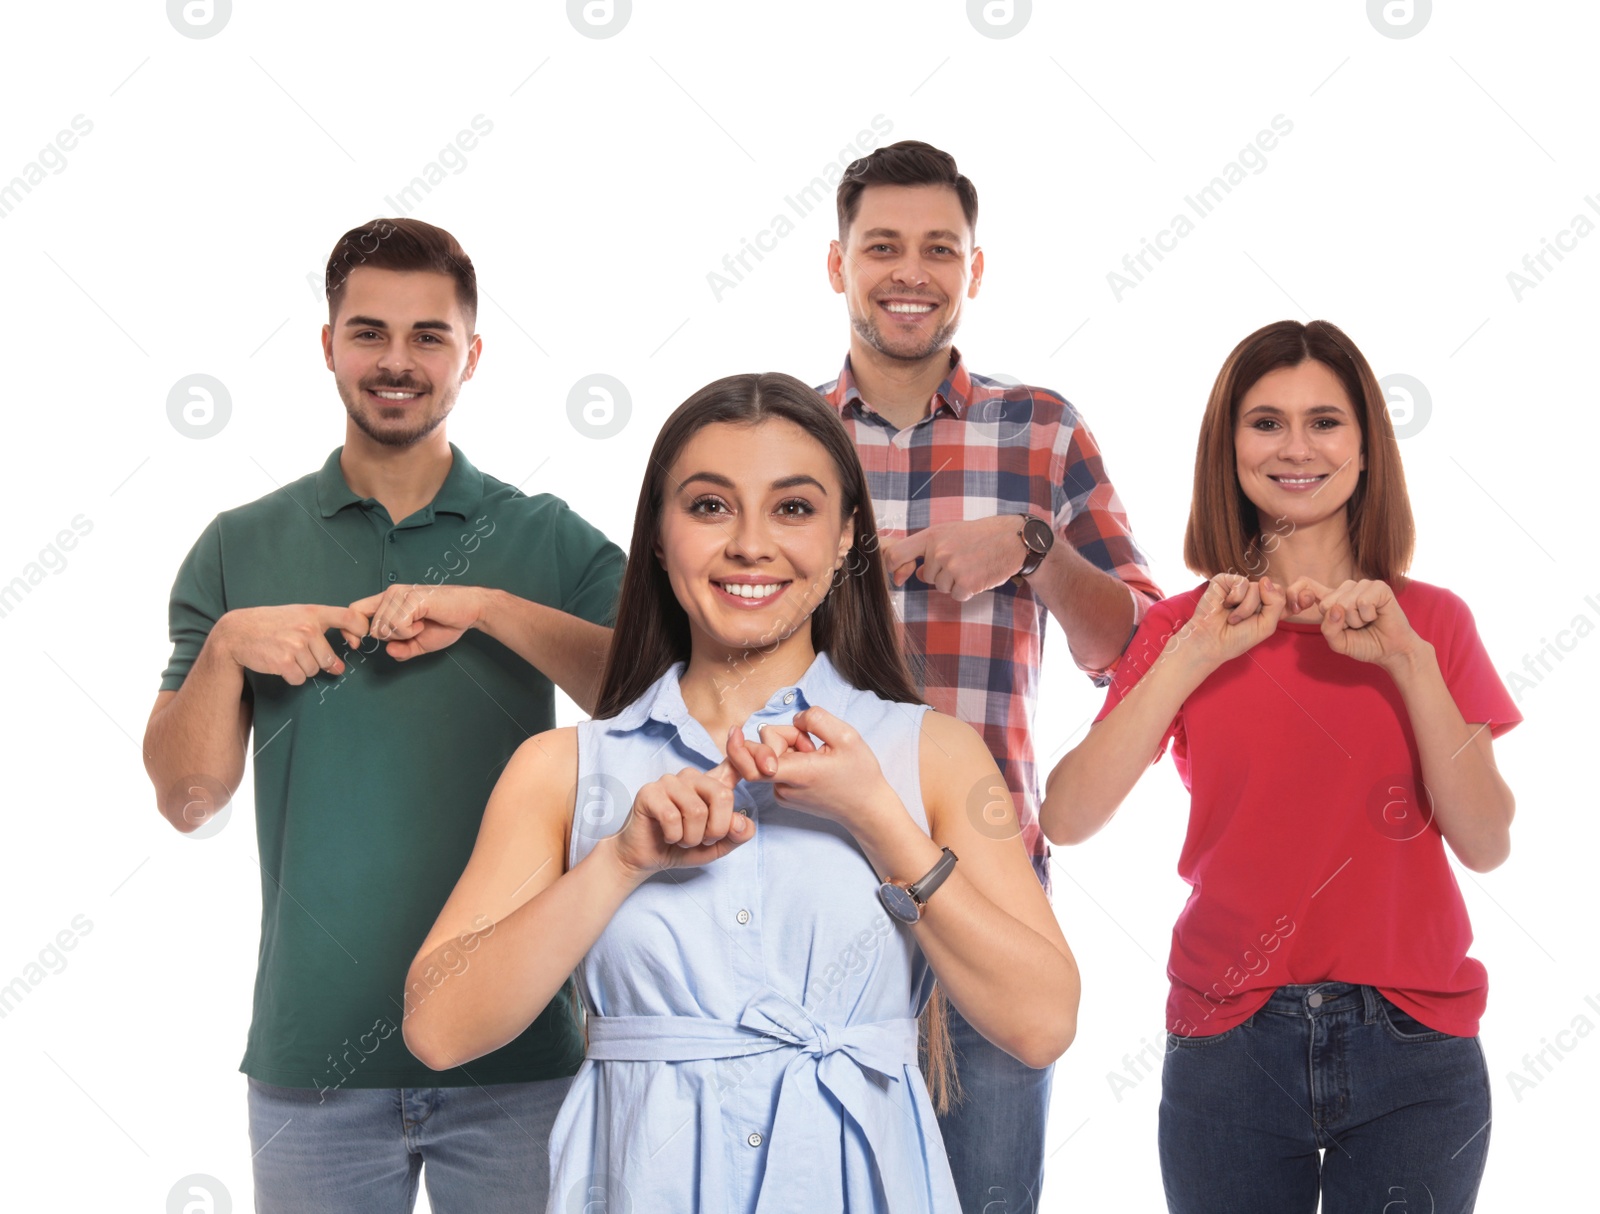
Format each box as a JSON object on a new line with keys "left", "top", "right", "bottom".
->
{"left": 1040, "top": 319, "right": 1520, "bottom": 1214}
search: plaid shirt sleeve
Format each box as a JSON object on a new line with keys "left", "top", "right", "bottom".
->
{"left": 1051, "top": 410, "right": 1164, "bottom": 684}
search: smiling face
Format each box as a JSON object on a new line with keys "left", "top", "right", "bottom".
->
{"left": 656, "top": 418, "right": 855, "bottom": 657}
{"left": 322, "top": 267, "right": 480, "bottom": 448}
{"left": 1234, "top": 359, "right": 1366, "bottom": 535}
{"left": 828, "top": 183, "right": 982, "bottom": 364}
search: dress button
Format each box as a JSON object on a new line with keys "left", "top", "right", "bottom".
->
{"left": 1308, "top": 993, "right": 1323, "bottom": 1008}
{"left": 387, "top": 572, "right": 398, "bottom": 582}
{"left": 747, "top": 1132, "right": 763, "bottom": 1148}
{"left": 735, "top": 909, "right": 751, "bottom": 926}
{"left": 782, "top": 691, "right": 796, "bottom": 705}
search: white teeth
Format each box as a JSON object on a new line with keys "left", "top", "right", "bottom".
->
{"left": 1275, "top": 476, "right": 1321, "bottom": 485}
{"left": 884, "top": 302, "right": 935, "bottom": 313}
{"left": 720, "top": 583, "right": 782, "bottom": 599}
{"left": 374, "top": 390, "right": 421, "bottom": 400}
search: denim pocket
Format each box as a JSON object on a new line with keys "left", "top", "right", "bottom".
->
{"left": 1166, "top": 1019, "right": 1247, "bottom": 1049}
{"left": 1377, "top": 994, "right": 1452, "bottom": 1044}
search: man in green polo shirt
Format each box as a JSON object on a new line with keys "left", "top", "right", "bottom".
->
{"left": 143, "top": 218, "right": 624, "bottom": 1213}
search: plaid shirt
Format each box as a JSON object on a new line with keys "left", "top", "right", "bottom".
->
{"left": 818, "top": 350, "right": 1162, "bottom": 876}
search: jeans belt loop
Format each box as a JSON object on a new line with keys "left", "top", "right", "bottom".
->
{"left": 1359, "top": 984, "right": 1380, "bottom": 1025}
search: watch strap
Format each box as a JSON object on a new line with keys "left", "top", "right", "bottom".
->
{"left": 906, "top": 846, "right": 958, "bottom": 907}
{"left": 1015, "top": 515, "right": 1051, "bottom": 579}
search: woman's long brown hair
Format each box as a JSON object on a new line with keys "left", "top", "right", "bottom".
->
{"left": 594, "top": 371, "right": 921, "bottom": 715}
{"left": 592, "top": 371, "right": 958, "bottom": 1110}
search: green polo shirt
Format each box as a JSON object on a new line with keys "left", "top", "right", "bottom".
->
{"left": 160, "top": 444, "right": 624, "bottom": 1089}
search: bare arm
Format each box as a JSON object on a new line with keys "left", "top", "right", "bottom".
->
{"left": 1036, "top": 416, "right": 1161, "bottom": 673}
{"left": 355, "top": 584, "right": 613, "bottom": 717}
{"left": 1385, "top": 654, "right": 1514, "bottom": 872}
{"left": 403, "top": 728, "right": 608, "bottom": 1070}
{"left": 900, "top": 711, "right": 1080, "bottom": 1067}
{"left": 1038, "top": 639, "right": 1207, "bottom": 847}
{"left": 882, "top": 512, "right": 1153, "bottom": 676}
{"left": 474, "top": 591, "right": 613, "bottom": 717}
{"left": 1286, "top": 577, "right": 1515, "bottom": 872}
{"left": 1026, "top": 540, "right": 1142, "bottom": 674}
{"left": 1040, "top": 575, "right": 1285, "bottom": 846}
{"left": 143, "top": 644, "right": 252, "bottom": 831}
{"left": 403, "top": 731, "right": 753, "bottom": 1071}
{"left": 744, "top": 707, "right": 1079, "bottom": 1068}
{"left": 143, "top": 603, "right": 369, "bottom": 830}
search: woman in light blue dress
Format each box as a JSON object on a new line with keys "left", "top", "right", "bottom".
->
{"left": 403, "top": 373, "right": 1080, "bottom": 1212}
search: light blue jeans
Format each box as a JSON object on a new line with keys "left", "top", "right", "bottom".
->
{"left": 247, "top": 1075, "right": 573, "bottom": 1213}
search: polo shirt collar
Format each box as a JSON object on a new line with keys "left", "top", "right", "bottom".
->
{"left": 608, "top": 649, "right": 853, "bottom": 734}
{"left": 826, "top": 348, "right": 972, "bottom": 421}
{"left": 315, "top": 442, "right": 485, "bottom": 521}
{"left": 430, "top": 444, "right": 485, "bottom": 519}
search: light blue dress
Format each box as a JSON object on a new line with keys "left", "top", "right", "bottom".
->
{"left": 544, "top": 650, "right": 961, "bottom": 1213}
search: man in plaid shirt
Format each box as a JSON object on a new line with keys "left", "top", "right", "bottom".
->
{"left": 817, "top": 140, "right": 1161, "bottom": 1211}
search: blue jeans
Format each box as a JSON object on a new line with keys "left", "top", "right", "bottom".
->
{"left": 1159, "top": 983, "right": 1491, "bottom": 1214}
{"left": 247, "top": 1075, "right": 573, "bottom": 1214}
{"left": 937, "top": 999, "right": 1055, "bottom": 1213}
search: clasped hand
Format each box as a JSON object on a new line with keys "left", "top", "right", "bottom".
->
{"left": 218, "top": 583, "right": 488, "bottom": 686}
{"left": 610, "top": 707, "right": 893, "bottom": 879}
{"left": 348, "top": 583, "right": 486, "bottom": 660}
{"left": 1173, "top": 572, "right": 1422, "bottom": 670}
{"left": 884, "top": 515, "right": 1033, "bottom": 601}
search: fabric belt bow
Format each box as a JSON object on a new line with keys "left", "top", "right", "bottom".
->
{"left": 585, "top": 987, "right": 931, "bottom": 1213}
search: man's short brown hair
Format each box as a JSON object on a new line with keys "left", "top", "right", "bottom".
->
{"left": 835, "top": 140, "right": 978, "bottom": 241}
{"left": 324, "top": 218, "right": 477, "bottom": 330}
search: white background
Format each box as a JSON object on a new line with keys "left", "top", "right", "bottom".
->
{"left": 0, "top": 2, "right": 1593, "bottom": 1210}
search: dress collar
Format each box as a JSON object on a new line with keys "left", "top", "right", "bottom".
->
{"left": 607, "top": 649, "right": 854, "bottom": 733}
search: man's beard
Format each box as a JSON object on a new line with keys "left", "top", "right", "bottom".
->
{"left": 339, "top": 376, "right": 457, "bottom": 448}
{"left": 851, "top": 306, "right": 960, "bottom": 364}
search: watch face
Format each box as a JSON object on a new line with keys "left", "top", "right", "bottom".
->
{"left": 877, "top": 883, "right": 920, "bottom": 925}
{"left": 1022, "top": 516, "right": 1053, "bottom": 554}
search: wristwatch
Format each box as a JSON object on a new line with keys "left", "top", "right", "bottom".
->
{"left": 1014, "top": 515, "right": 1054, "bottom": 580}
{"left": 877, "top": 847, "right": 959, "bottom": 924}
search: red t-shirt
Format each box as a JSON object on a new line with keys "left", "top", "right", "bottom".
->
{"left": 1095, "top": 579, "right": 1521, "bottom": 1038}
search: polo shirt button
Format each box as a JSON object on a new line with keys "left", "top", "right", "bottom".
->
{"left": 747, "top": 1132, "right": 763, "bottom": 1148}
{"left": 1308, "top": 993, "right": 1323, "bottom": 1008}
{"left": 782, "top": 691, "right": 796, "bottom": 705}
{"left": 388, "top": 572, "right": 398, "bottom": 582}
{"left": 387, "top": 534, "right": 395, "bottom": 543}
{"left": 735, "top": 909, "right": 751, "bottom": 925}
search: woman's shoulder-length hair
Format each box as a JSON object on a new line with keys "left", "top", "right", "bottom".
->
{"left": 1183, "top": 318, "right": 1416, "bottom": 586}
